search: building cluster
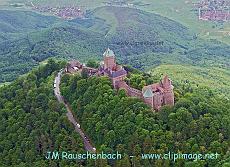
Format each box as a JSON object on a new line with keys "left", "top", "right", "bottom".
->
{"left": 195, "top": 0, "right": 230, "bottom": 21}
{"left": 32, "top": 4, "right": 85, "bottom": 19}
{"left": 65, "top": 48, "right": 174, "bottom": 111}
{"left": 104, "top": 2, "right": 135, "bottom": 7}
{"left": 66, "top": 60, "right": 97, "bottom": 76}
{"left": 195, "top": 0, "right": 230, "bottom": 7}
{"left": 199, "top": 9, "right": 230, "bottom": 21}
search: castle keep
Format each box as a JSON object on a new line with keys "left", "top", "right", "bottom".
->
{"left": 66, "top": 48, "right": 174, "bottom": 111}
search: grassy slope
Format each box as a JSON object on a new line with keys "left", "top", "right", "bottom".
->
{"left": 92, "top": 7, "right": 118, "bottom": 37}
{"left": 139, "top": 0, "right": 230, "bottom": 45}
{"left": 151, "top": 64, "right": 230, "bottom": 98}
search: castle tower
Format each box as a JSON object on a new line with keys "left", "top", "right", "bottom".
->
{"left": 162, "top": 75, "right": 174, "bottom": 106}
{"left": 143, "top": 87, "right": 154, "bottom": 109}
{"left": 103, "top": 48, "right": 116, "bottom": 70}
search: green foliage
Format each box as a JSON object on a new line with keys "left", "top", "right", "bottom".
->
{"left": 0, "top": 7, "right": 229, "bottom": 87}
{"left": 61, "top": 73, "right": 230, "bottom": 166}
{"left": 81, "top": 68, "right": 89, "bottom": 79}
{"left": 0, "top": 60, "right": 85, "bottom": 166}
{"left": 0, "top": 23, "right": 107, "bottom": 83}
{"left": 151, "top": 64, "right": 230, "bottom": 98}
{"left": 0, "top": 2, "right": 229, "bottom": 167}
{"left": 126, "top": 73, "right": 157, "bottom": 90}
{"left": 86, "top": 59, "right": 99, "bottom": 68}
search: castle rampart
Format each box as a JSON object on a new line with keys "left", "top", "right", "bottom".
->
{"left": 117, "top": 81, "right": 143, "bottom": 98}
{"left": 66, "top": 48, "right": 174, "bottom": 111}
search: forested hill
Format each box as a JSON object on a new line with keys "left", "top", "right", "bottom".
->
{"left": 0, "top": 7, "right": 230, "bottom": 83}
{"left": 0, "top": 10, "right": 58, "bottom": 33}
{"left": 0, "top": 59, "right": 230, "bottom": 166}
{"left": 0, "top": 10, "right": 60, "bottom": 43}
{"left": 60, "top": 70, "right": 230, "bottom": 167}
{"left": 90, "top": 6, "right": 230, "bottom": 70}
{"left": 0, "top": 60, "right": 87, "bottom": 167}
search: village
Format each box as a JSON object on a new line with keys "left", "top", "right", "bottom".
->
{"left": 195, "top": 0, "right": 230, "bottom": 21}
{"left": 64, "top": 48, "right": 174, "bottom": 111}
{"left": 31, "top": 2, "right": 85, "bottom": 20}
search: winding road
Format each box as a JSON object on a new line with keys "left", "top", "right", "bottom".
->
{"left": 54, "top": 70, "right": 96, "bottom": 152}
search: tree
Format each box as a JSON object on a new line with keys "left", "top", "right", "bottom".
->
{"left": 117, "top": 154, "right": 131, "bottom": 167}
{"left": 87, "top": 60, "right": 99, "bottom": 68}
{"left": 81, "top": 68, "right": 88, "bottom": 79}
{"left": 105, "top": 130, "right": 116, "bottom": 148}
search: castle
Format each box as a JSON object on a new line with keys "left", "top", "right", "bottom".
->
{"left": 66, "top": 48, "right": 174, "bottom": 111}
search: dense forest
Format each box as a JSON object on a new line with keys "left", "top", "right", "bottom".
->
{"left": 60, "top": 70, "right": 230, "bottom": 167}
{"left": 0, "top": 60, "right": 88, "bottom": 167}
{"left": 0, "top": 58, "right": 229, "bottom": 166}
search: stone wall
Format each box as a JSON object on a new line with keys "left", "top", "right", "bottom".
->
{"left": 117, "top": 81, "right": 143, "bottom": 98}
